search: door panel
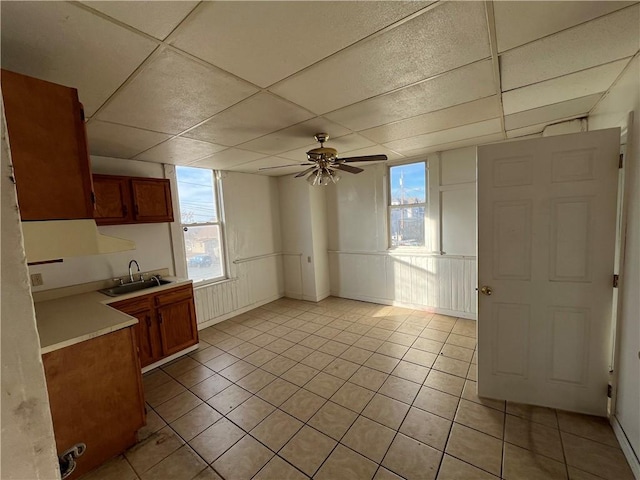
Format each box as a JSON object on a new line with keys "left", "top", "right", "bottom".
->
{"left": 93, "top": 175, "right": 132, "bottom": 225}
{"left": 131, "top": 178, "right": 173, "bottom": 223}
{"left": 157, "top": 299, "right": 198, "bottom": 357}
{"left": 477, "top": 128, "right": 620, "bottom": 416}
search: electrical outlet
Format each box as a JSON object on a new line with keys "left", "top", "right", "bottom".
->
{"left": 30, "top": 273, "right": 44, "bottom": 287}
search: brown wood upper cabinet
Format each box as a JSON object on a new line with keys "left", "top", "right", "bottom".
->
{"left": 93, "top": 174, "right": 174, "bottom": 225}
{"left": 1, "top": 69, "right": 95, "bottom": 221}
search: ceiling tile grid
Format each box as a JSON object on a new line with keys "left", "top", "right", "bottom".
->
{"left": 0, "top": 1, "right": 638, "bottom": 175}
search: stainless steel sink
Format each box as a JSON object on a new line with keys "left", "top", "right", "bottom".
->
{"left": 99, "top": 278, "right": 173, "bottom": 297}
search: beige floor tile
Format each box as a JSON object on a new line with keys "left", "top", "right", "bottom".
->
{"left": 143, "top": 370, "right": 173, "bottom": 392}
{"left": 365, "top": 327, "right": 393, "bottom": 341}
{"left": 432, "top": 356, "right": 470, "bottom": 378}
{"left": 189, "top": 418, "right": 245, "bottom": 464}
{"left": 227, "top": 396, "right": 275, "bottom": 431}
{"left": 301, "top": 351, "right": 336, "bottom": 370}
{"left": 261, "top": 355, "right": 297, "bottom": 376}
{"left": 79, "top": 455, "right": 137, "bottom": 480}
{"left": 420, "top": 328, "right": 450, "bottom": 342}
{"left": 331, "top": 382, "right": 376, "bottom": 413}
{"left": 445, "top": 424, "right": 502, "bottom": 476}
{"left": 256, "top": 378, "right": 299, "bottom": 406}
{"left": 440, "top": 344, "right": 474, "bottom": 362}
{"left": 334, "top": 331, "right": 362, "bottom": 345}
{"left": 342, "top": 416, "right": 396, "bottom": 463}
{"left": 264, "top": 337, "right": 296, "bottom": 354}
{"left": 227, "top": 342, "right": 260, "bottom": 359}
{"left": 213, "top": 435, "right": 274, "bottom": 480}
{"left": 425, "top": 370, "right": 465, "bottom": 396}
{"left": 504, "top": 414, "right": 564, "bottom": 461}
{"left": 502, "top": 443, "right": 568, "bottom": 480}
{"left": 387, "top": 332, "right": 417, "bottom": 346}
{"left": 365, "top": 353, "right": 401, "bottom": 374}
{"left": 215, "top": 337, "right": 245, "bottom": 351}
{"left": 125, "top": 426, "right": 185, "bottom": 474}
{"left": 400, "top": 407, "right": 452, "bottom": 451}
{"left": 236, "top": 369, "right": 276, "bottom": 393}
{"left": 308, "top": 401, "right": 358, "bottom": 441}
{"left": 323, "top": 358, "right": 361, "bottom": 380}
{"left": 282, "top": 344, "right": 314, "bottom": 362}
{"left": 378, "top": 376, "right": 420, "bottom": 405}
{"left": 391, "top": 360, "right": 429, "bottom": 383}
{"left": 244, "top": 348, "right": 278, "bottom": 367}
{"left": 280, "top": 426, "right": 337, "bottom": 476}
{"left": 190, "top": 374, "right": 232, "bottom": 401}
{"left": 506, "top": 401, "right": 558, "bottom": 428}
{"left": 191, "top": 467, "right": 223, "bottom": 480}
{"left": 403, "top": 348, "right": 438, "bottom": 368}
{"left": 155, "top": 390, "right": 202, "bottom": 424}
{"left": 281, "top": 389, "right": 326, "bottom": 422}
{"left": 319, "top": 339, "right": 351, "bottom": 355}
{"left": 382, "top": 433, "right": 442, "bottom": 480}
{"left": 354, "top": 336, "right": 385, "bottom": 352}
{"left": 362, "top": 394, "right": 410, "bottom": 430}
{"left": 254, "top": 456, "right": 308, "bottom": 480}
{"left": 557, "top": 410, "right": 619, "bottom": 447}
{"left": 249, "top": 333, "right": 278, "bottom": 347}
{"left": 137, "top": 408, "right": 166, "bottom": 442}
{"left": 350, "top": 366, "right": 389, "bottom": 391}
{"left": 315, "top": 444, "right": 378, "bottom": 480}
{"left": 316, "top": 326, "right": 342, "bottom": 339}
{"left": 413, "top": 338, "right": 444, "bottom": 354}
{"left": 346, "top": 323, "right": 373, "bottom": 335}
{"left": 374, "top": 467, "right": 404, "bottom": 479}
{"left": 297, "top": 334, "right": 327, "bottom": 350}
{"left": 567, "top": 466, "right": 605, "bottom": 480}
{"left": 251, "top": 409, "right": 303, "bottom": 451}
{"left": 561, "top": 431, "right": 634, "bottom": 480}
{"left": 204, "top": 353, "right": 240, "bottom": 372}
{"left": 207, "top": 385, "right": 252, "bottom": 414}
{"left": 170, "top": 403, "right": 222, "bottom": 441}
{"left": 467, "top": 365, "right": 478, "bottom": 381}
{"left": 145, "top": 378, "right": 187, "bottom": 408}
{"left": 218, "top": 360, "right": 256, "bottom": 382}
{"left": 304, "top": 372, "right": 345, "bottom": 399}
{"left": 174, "top": 364, "right": 215, "bottom": 388}
{"left": 397, "top": 323, "right": 425, "bottom": 336}
{"left": 163, "top": 357, "right": 201, "bottom": 378}
{"left": 461, "top": 380, "right": 505, "bottom": 412}
{"left": 283, "top": 331, "right": 312, "bottom": 343}
{"left": 341, "top": 346, "right": 374, "bottom": 364}
{"left": 281, "top": 363, "right": 319, "bottom": 386}
{"left": 376, "top": 342, "right": 410, "bottom": 359}
{"left": 445, "top": 333, "right": 476, "bottom": 349}
{"left": 451, "top": 319, "right": 476, "bottom": 337}
{"left": 140, "top": 445, "right": 207, "bottom": 480}
{"left": 455, "top": 399, "right": 505, "bottom": 439}
{"left": 436, "top": 454, "right": 498, "bottom": 480}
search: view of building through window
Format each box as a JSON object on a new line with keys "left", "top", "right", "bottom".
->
{"left": 175, "top": 166, "right": 225, "bottom": 283}
{"left": 389, "top": 162, "right": 427, "bottom": 247}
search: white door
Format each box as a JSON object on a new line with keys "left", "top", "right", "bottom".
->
{"left": 477, "top": 128, "right": 620, "bottom": 416}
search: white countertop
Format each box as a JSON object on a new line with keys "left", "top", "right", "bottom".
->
{"left": 35, "top": 277, "right": 192, "bottom": 354}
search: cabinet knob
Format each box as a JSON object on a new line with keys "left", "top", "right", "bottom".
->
{"left": 158, "top": 313, "right": 163, "bottom": 324}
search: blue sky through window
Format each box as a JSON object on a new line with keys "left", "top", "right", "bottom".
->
{"left": 176, "top": 166, "right": 217, "bottom": 224}
{"left": 390, "top": 162, "right": 426, "bottom": 205}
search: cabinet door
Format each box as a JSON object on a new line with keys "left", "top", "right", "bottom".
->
{"left": 157, "top": 299, "right": 198, "bottom": 357}
{"left": 93, "top": 175, "right": 133, "bottom": 225}
{"left": 1, "top": 69, "right": 94, "bottom": 221}
{"left": 110, "top": 295, "right": 161, "bottom": 367}
{"left": 131, "top": 178, "right": 174, "bottom": 223}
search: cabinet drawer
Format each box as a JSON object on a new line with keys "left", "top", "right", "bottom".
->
{"left": 154, "top": 285, "right": 193, "bottom": 307}
{"left": 110, "top": 294, "right": 152, "bottom": 314}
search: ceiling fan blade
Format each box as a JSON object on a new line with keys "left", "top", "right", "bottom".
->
{"left": 332, "top": 163, "right": 364, "bottom": 174}
{"left": 337, "top": 154, "right": 388, "bottom": 163}
{"left": 258, "top": 163, "right": 314, "bottom": 171}
{"left": 295, "top": 166, "right": 318, "bottom": 178}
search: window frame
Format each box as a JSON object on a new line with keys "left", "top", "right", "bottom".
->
{"left": 171, "top": 166, "right": 228, "bottom": 286}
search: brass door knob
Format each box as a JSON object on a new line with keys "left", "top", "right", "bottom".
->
{"left": 480, "top": 286, "right": 493, "bottom": 296}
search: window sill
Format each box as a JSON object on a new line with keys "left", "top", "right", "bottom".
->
{"left": 192, "top": 277, "right": 236, "bottom": 290}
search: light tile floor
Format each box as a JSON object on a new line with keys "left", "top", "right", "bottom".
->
{"left": 80, "top": 297, "right": 635, "bottom": 480}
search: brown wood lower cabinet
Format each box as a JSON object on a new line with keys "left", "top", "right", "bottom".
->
{"left": 111, "top": 284, "right": 198, "bottom": 368}
{"left": 42, "top": 327, "right": 145, "bottom": 480}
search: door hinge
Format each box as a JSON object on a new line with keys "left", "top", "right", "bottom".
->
{"left": 619, "top": 153, "right": 624, "bottom": 169}
{"left": 607, "top": 384, "right": 613, "bottom": 398}
{"left": 613, "top": 274, "right": 619, "bottom": 288}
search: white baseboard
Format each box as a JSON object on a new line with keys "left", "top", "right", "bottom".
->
{"left": 141, "top": 344, "right": 199, "bottom": 374}
{"left": 611, "top": 414, "right": 640, "bottom": 479}
{"left": 196, "top": 293, "right": 283, "bottom": 329}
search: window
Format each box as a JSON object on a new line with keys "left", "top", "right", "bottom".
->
{"left": 389, "top": 162, "right": 427, "bottom": 248}
{"left": 175, "top": 166, "right": 225, "bottom": 283}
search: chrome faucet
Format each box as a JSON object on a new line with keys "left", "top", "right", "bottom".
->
{"left": 128, "top": 259, "right": 141, "bottom": 283}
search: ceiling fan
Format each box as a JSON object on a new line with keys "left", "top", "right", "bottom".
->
{"left": 260, "top": 133, "right": 388, "bottom": 185}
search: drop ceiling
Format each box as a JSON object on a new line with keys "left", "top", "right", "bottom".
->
{"left": 1, "top": 1, "right": 638, "bottom": 176}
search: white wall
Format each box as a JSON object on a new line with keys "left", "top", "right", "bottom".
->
{"left": 590, "top": 54, "right": 640, "bottom": 467}
{"left": 29, "top": 156, "right": 175, "bottom": 291}
{"left": 1, "top": 100, "right": 60, "bottom": 479}
{"left": 326, "top": 153, "right": 477, "bottom": 318}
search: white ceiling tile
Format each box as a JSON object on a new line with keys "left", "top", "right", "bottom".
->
{"left": 504, "top": 94, "right": 602, "bottom": 130}
{"left": 189, "top": 148, "right": 267, "bottom": 171}
{"left": 339, "top": 146, "right": 404, "bottom": 162}
{"left": 325, "top": 60, "right": 497, "bottom": 131}
{"left": 134, "top": 137, "right": 226, "bottom": 165}
{"left": 277, "top": 133, "right": 375, "bottom": 161}
{"left": 183, "top": 93, "right": 314, "bottom": 146}
{"left": 170, "top": 1, "right": 430, "bottom": 88}
{"left": 0, "top": 1, "right": 157, "bottom": 116}
{"left": 81, "top": 1, "right": 198, "bottom": 40}
{"left": 506, "top": 123, "right": 549, "bottom": 139}
{"left": 86, "top": 120, "right": 171, "bottom": 158}
{"left": 500, "top": 5, "right": 640, "bottom": 90}
{"left": 270, "top": 1, "right": 490, "bottom": 114}
{"left": 384, "top": 118, "right": 503, "bottom": 152}
{"left": 502, "top": 58, "right": 630, "bottom": 115}
{"left": 229, "top": 157, "right": 307, "bottom": 175}
{"left": 494, "top": 1, "right": 635, "bottom": 53}
{"left": 360, "top": 95, "right": 501, "bottom": 144}
{"left": 399, "top": 133, "right": 505, "bottom": 159}
{"left": 97, "top": 49, "right": 258, "bottom": 134}
{"left": 238, "top": 117, "right": 351, "bottom": 155}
